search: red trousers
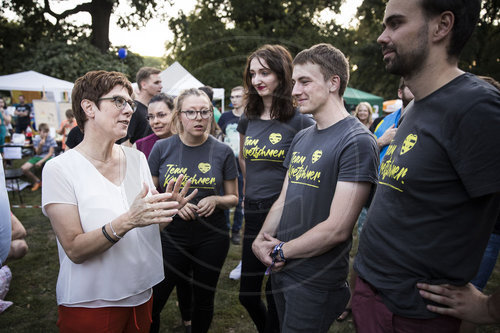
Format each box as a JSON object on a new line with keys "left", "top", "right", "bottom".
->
{"left": 57, "top": 296, "right": 153, "bottom": 333}
{"left": 352, "top": 277, "right": 461, "bottom": 333}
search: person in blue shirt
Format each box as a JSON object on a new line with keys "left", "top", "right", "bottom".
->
{"left": 371, "top": 78, "right": 414, "bottom": 167}
{"left": 21, "top": 123, "right": 57, "bottom": 191}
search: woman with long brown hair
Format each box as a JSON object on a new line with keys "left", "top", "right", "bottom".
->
{"left": 237, "top": 45, "right": 315, "bottom": 332}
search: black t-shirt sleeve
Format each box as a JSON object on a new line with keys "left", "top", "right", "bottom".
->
{"left": 126, "top": 102, "right": 152, "bottom": 144}
{"left": 448, "top": 97, "right": 500, "bottom": 198}
{"left": 148, "top": 141, "right": 162, "bottom": 177}
{"left": 126, "top": 111, "right": 140, "bottom": 143}
{"left": 237, "top": 114, "right": 248, "bottom": 135}
{"left": 338, "top": 133, "right": 379, "bottom": 184}
{"left": 222, "top": 144, "right": 239, "bottom": 180}
{"left": 295, "top": 113, "right": 315, "bottom": 131}
{"left": 218, "top": 112, "right": 227, "bottom": 129}
{"left": 370, "top": 116, "right": 384, "bottom": 133}
{"left": 283, "top": 129, "right": 307, "bottom": 168}
{"left": 65, "top": 127, "right": 83, "bottom": 149}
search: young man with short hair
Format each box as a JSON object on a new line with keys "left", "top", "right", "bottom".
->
{"left": 14, "top": 95, "right": 31, "bottom": 134}
{"left": 219, "top": 86, "right": 245, "bottom": 245}
{"left": 57, "top": 109, "right": 77, "bottom": 150}
{"left": 252, "top": 43, "right": 378, "bottom": 332}
{"left": 123, "top": 67, "right": 162, "bottom": 145}
{"left": 353, "top": 1, "right": 500, "bottom": 331}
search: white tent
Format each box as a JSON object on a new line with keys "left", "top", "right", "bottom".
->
{"left": 159, "top": 62, "right": 225, "bottom": 112}
{"left": 0, "top": 71, "right": 73, "bottom": 102}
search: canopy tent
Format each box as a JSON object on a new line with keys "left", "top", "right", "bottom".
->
{"left": 383, "top": 99, "right": 403, "bottom": 113}
{"left": 344, "top": 87, "right": 384, "bottom": 115}
{"left": 159, "top": 62, "right": 225, "bottom": 112}
{"left": 0, "top": 71, "right": 73, "bottom": 102}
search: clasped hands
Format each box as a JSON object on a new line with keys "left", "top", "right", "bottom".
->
{"left": 177, "top": 195, "right": 218, "bottom": 220}
{"left": 252, "top": 233, "right": 285, "bottom": 272}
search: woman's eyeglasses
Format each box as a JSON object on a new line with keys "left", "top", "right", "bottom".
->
{"left": 98, "top": 96, "right": 136, "bottom": 112}
{"left": 180, "top": 110, "right": 212, "bottom": 120}
{"left": 146, "top": 112, "right": 170, "bottom": 121}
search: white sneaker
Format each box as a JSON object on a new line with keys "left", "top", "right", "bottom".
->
{"left": 229, "top": 261, "right": 242, "bottom": 280}
{"left": 0, "top": 300, "right": 12, "bottom": 313}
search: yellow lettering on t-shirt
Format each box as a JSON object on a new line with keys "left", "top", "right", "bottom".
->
{"left": 162, "top": 164, "right": 216, "bottom": 189}
{"left": 165, "top": 164, "right": 188, "bottom": 175}
{"left": 291, "top": 151, "right": 306, "bottom": 165}
{"left": 244, "top": 136, "right": 259, "bottom": 146}
{"left": 288, "top": 151, "right": 321, "bottom": 188}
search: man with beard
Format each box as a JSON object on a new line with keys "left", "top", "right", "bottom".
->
{"left": 352, "top": 0, "right": 500, "bottom": 332}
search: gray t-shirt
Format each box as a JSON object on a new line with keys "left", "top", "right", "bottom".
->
{"left": 148, "top": 135, "right": 238, "bottom": 214}
{"left": 355, "top": 73, "right": 500, "bottom": 318}
{"left": 237, "top": 110, "right": 315, "bottom": 200}
{"left": 278, "top": 116, "right": 378, "bottom": 290}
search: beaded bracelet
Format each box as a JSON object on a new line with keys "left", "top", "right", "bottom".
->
{"left": 109, "top": 222, "right": 123, "bottom": 239}
{"left": 274, "top": 242, "right": 287, "bottom": 263}
{"left": 265, "top": 242, "right": 287, "bottom": 276}
{"left": 277, "top": 242, "right": 286, "bottom": 262}
{"left": 102, "top": 225, "right": 117, "bottom": 244}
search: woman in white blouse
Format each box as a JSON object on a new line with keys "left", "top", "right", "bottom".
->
{"left": 41, "top": 70, "right": 195, "bottom": 333}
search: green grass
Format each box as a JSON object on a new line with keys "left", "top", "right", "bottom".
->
{"left": 0, "top": 158, "right": 499, "bottom": 332}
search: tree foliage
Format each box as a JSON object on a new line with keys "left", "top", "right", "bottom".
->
{"left": 2, "top": 0, "right": 169, "bottom": 52}
{"left": 459, "top": 0, "right": 500, "bottom": 80}
{"left": 0, "top": 0, "right": 497, "bottom": 100}
{"left": 168, "top": 0, "right": 500, "bottom": 101}
{"left": 166, "top": 0, "right": 350, "bottom": 98}
{"left": 27, "top": 39, "right": 145, "bottom": 82}
{"left": 0, "top": 17, "right": 144, "bottom": 82}
{"left": 347, "top": 0, "right": 398, "bottom": 99}
{"left": 0, "top": 0, "right": 169, "bottom": 82}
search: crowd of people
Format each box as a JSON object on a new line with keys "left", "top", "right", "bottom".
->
{"left": 0, "top": 94, "right": 35, "bottom": 312}
{"left": 1, "top": 0, "right": 500, "bottom": 332}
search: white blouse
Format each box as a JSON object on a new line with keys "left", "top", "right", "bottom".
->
{"left": 42, "top": 146, "right": 164, "bottom": 307}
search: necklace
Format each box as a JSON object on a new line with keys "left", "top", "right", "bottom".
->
{"left": 77, "top": 145, "right": 115, "bottom": 163}
{"left": 179, "top": 132, "right": 208, "bottom": 147}
{"left": 78, "top": 145, "right": 124, "bottom": 185}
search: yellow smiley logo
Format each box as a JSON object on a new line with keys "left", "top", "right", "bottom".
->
{"left": 198, "top": 163, "right": 211, "bottom": 173}
{"left": 312, "top": 150, "right": 322, "bottom": 163}
{"left": 269, "top": 133, "right": 282, "bottom": 145}
{"left": 401, "top": 134, "right": 418, "bottom": 155}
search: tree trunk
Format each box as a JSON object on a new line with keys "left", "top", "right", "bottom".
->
{"left": 89, "top": 0, "right": 114, "bottom": 53}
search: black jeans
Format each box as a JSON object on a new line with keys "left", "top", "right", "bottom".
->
{"left": 239, "top": 196, "right": 280, "bottom": 333}
{"left": 151, "top": 212, "right": 229, "bottom": 333}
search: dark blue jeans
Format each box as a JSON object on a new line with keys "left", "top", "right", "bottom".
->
{"left": 226, "top": 165, "right": 244, "bottom": 233}
{"left": 471, "top": 233, "right": 500, "bottom": 291}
